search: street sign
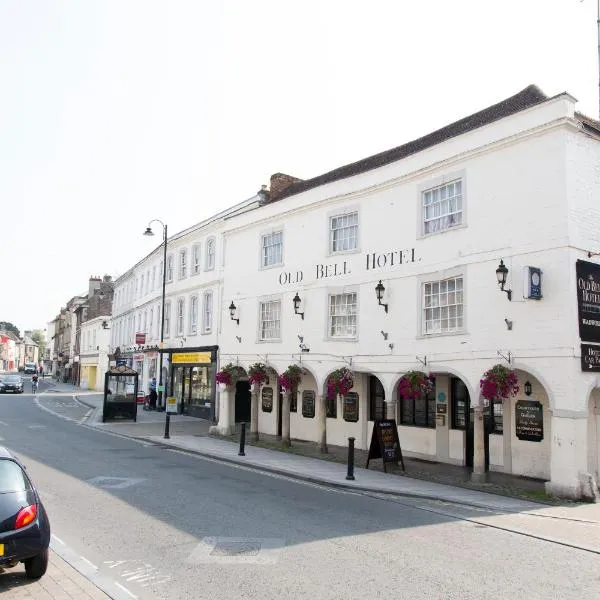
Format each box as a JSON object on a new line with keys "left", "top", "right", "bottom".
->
{"left": 135, "top": 332, "right": 146, "bottom": 344}
{"left": 581, "top": 343, "right": 600, "bottom": 371}
{"left": 165, "top": 396, "right": 178, "bottom": 414}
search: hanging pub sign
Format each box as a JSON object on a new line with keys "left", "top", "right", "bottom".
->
{"left": 343, "top": 392, "right": 359, "bottom": 422}
{"left": 301, "top": 390, "right": 315, "bottom": 418}
{"left": 581, "top": 343, "right": 600, "bottom": 372}
{"left": 366, "top": 419, "right": 405, "bottom": 472}
{"left": 515, "top": 400, "right": 544, "bottom": 442}
{"left": 261, "top": 387, "right": 273, "bottom": 413}
{"left": 576, "top": 260, "right": 600, "bottom": 343}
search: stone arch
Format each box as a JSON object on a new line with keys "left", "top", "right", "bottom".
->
{"left": 511, "top": 361, "right": 555, "bottom": 411}
{"left": 587, "top": 387, "right": 600, "bottom": 483}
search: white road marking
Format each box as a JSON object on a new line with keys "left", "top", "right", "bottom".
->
{"left": 51, "top": 534, "right": 65, "bottom": 545}
{"left": 80, "top": 556, "right": 98, "bottom": 569}
{"left": 103, "top": 560, "right": 172, "bottom": 588}
{"left": 114, "top": 582, "right": 138, "bottom": 599}
{"left": 28, "top": 425, "right": 46, "bottom": 429}
{"left": 0, "top": 421, "right": 8, "bottom": 426}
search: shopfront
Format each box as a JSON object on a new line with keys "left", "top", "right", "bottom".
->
{"left": 167, "top": 347, "right": 218, "bottom": 421}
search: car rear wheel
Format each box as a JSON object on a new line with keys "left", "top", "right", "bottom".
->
{"left": 24, "top": 548, "right": 48, "bottom": 579}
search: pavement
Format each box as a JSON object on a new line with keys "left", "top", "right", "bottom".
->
{"left": 46, "top": 381, "right": 596, "bottom": 515}
{"left": 0, "top": 551, "right": 109, "bottom": 599}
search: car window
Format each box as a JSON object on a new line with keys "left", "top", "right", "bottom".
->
{"left": 0, "top": 460, "right": 31, "bottom": 493}
{"left": 5, "top": 376, "right": 20, "bottom": 382}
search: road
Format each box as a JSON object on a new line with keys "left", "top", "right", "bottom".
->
{"left": 1, "top": 377, "right": 599, "bottom": 599}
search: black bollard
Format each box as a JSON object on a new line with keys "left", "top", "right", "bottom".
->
{"left": 164, "top": 413, "right": 170, "bottom": 440}
{"left": 346, "top": 436, "right": 355, "bottom": 480}
{"left": 238, "top": 422, "right": 246, "bottom": 456}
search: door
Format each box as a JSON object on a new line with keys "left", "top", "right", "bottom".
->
{"left": 235, "top": 380, "right": 251, "bottom": 423}
{"left": 88, "top": 366, "right": 97, "bottom": 390}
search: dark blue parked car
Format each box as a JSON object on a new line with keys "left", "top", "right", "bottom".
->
{"left": 0, "top": 447, "right": 50, "bottom": 578}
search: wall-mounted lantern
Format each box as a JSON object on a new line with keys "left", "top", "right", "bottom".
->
{"left": 292, "top": 293, "right": 304, "bottom": 320}
{"left": 524, "top": 381, "right": 532, "bottom": 396}
{"left": 375, "top": 280, "right": 388, "bottom": 313}
{"left": 496, "top": 260, "right": 512, "bottom": 301}
{"left": 229, "top": 301, "right": 239, "bottom": 325}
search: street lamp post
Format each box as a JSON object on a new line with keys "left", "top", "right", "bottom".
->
{"left": 143, "top": 219, "right": 170, "bottom": 439}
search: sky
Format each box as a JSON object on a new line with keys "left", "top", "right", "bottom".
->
{"left": 1, "top": 0, "right": 598, "bottom": 333}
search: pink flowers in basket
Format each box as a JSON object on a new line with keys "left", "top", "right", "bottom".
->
{"left": 326, "top": 367, "right": 354, "bottom": 400}
{"left": 480, "top": 364, "right": 519, "bottom": 401}
{"left": 397, "top": 370, "right": 434, "bottom": 400}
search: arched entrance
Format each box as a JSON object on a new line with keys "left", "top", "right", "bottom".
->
{"left": 587, "top": 388, "right": 600, "bottom": 487}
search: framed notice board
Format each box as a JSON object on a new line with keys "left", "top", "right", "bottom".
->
{"left": 515, "top": 400, "right": 543, "bottom": 442}
{"left": 261, "top": 387, "right": 273, "bottom": 413}
{"left": 343, "top": 392, "right": 359, "bottom": 422}
{"left": 366, "top": 419, "right": 405, "bottom": 472}
{"left": 302, "top": 390, "right": 315, "bottom": 418}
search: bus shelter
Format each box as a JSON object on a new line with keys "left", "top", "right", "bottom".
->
{"left": 103, "top": 365, "right": 138, "bottom": 422}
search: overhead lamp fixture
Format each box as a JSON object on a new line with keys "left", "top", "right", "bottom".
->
{"left": 143, "top": 226, "right": 154, "bottom": 237}
{"left": 375, "top": 280, "right": 388, "bottom": 313}
{"left": 292, "top": 293, "right": 304, "bottom": 320}
{"left": 229, "top": 301, "right": 239, "bottom": 325}
{"left": 496, "top": 259, "right": 512, "bottom": 301}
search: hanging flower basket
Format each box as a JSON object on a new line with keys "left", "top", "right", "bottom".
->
{"left": 215, "top": 363, "right": 240, "bottom": 387}
{"left": 397, "top": 370, "right": 435, "bottom": 401}
{"left": 248, "top": 362, "right": 268, "bottom": 389}
{"left": 480, "top": 364, "right": 519, "bottom": 401}
{"left": 279, "top": 365, "right": 304, "bottom": 393}
{"left": 327, "top": 367, "right": 354, "bottom": 400}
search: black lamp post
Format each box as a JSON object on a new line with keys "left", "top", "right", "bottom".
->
{"left": 144, "top": 219, "right": 169, "bottom": 438}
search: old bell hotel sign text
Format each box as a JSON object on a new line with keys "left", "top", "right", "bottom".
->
{"left": 278, "top": 248, "right": 417, "bottom": 286}
{"left": 576, "top": 260, "right": 600, "bottom": 343}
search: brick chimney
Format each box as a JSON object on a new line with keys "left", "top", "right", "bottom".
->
{"left": 269, "top": 173, "right": 302, "bottom": 201}
{"left": 88, "top": 276, "right": 102, "bottom": 298}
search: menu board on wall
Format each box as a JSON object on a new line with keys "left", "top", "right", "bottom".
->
{"left": 261, "top": 387, "right": 273, "bottom": 413}
{"left": 515, "top": 400, "right": 543, "bottom": 442}
{"left": 343, "top": 392, "right": 359, "bottom": 422}
{"left": 366, "top": 419, "right": 405, "bottom": 472}
{"left": 302, "top": 390, "right": 315, "bottom": 418}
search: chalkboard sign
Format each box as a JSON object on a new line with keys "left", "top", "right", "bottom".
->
{"left": 343, "top": 392, "right": 359, "bottom": 422}
{"left": 302, "top": 390, "right": 315, "bottom": 418}
{"left": 515, "top": 400, "right": 543, "bottom": 442}
{"left": 261, "top": 387, "right": 273, "bottom": 413}
{"left": 366, "top": 419, "right": 405, "bottom": 472}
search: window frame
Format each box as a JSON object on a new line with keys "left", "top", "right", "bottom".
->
{"left": 176, "top": 298, "right": 185, "bottom": 336}
{"left": 451, "top": 377, "right": 470, "bottom": 430}
{"left": 258, "top": 298, "right": 282, "bottom": 342}
{"left": 202, "top": 291, "right": 213, "bottom": 333}
{"left": 327, "top": 290, "right": 358, "bottom": 340}
{"left": 368, "top": 376, "right": 386, "bottom": 422}
{"left": 418, "top": 269, "right": 466, "bottom": 338}
{"left": 399, "top": 390, "right": 436, "bottom": 428}
{"left": 164, "top": 301, "right": 171, "bottom": 337}
{"left": 189, "top": 295, "right": 198, "bottom": 335}
{"left": 179, "top": 248, "right": 188, "bottom": 279}
{"left": 192, "top": 245, "right": 201, "bottom": 275}
{"left": 491, "top": 400, "right": 504, "bottom": 434}
{"left": 418, "top": 171, "right": 466, "bottom": 238}
{"left": 328, "top": 209, "right": 359, "bottom": 255}
{"left": 260, "top": 229, "right": 283, "bottom": 269}
{"left": 205, "top": 237, "right": 216, "bottom": 271}
{"left": 166, "top": 254, "right": 174, "bottom": 283}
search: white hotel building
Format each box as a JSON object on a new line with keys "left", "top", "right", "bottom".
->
{"left": 110, "top": 85, "right": 600, "bottom": 500}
